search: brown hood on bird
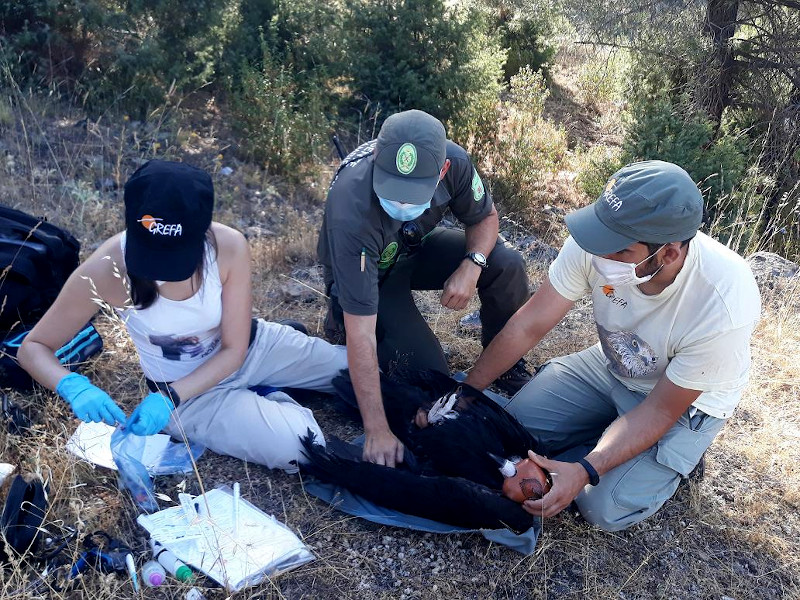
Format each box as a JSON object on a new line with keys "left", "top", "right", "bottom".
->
{"left": 490, "top": 453, "right": 552, "bottom": 503}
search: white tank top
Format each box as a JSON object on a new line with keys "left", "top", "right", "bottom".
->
{"left": 117, "top": 232, "right": 223, "bottom": 382}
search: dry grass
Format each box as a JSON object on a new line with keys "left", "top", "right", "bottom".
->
{"left": 1, "top": 50, "right": 799, "bottom": 600}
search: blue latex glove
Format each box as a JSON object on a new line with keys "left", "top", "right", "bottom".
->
{"left": 56, "top": 372, "right": 127, "bottom": 426}
{"left": 127, "top": 392, "right": 176, "bottom": 436}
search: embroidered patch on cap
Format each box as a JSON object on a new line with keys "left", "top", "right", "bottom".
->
{"left": 471, "top": 169, "right": 485, "bottom": 202}
{"left": 396, "top": 143, "right": 417, "bottom": 175}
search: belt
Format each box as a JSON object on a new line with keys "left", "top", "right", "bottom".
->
{"left": 146, "top": 318, "right": 258, "bottom": 393}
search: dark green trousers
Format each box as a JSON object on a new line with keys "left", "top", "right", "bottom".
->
{"left": 328, "top": 227, "right": 530, "bottom": 374}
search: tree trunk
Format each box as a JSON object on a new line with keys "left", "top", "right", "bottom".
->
{"left": 701, "top": 0, "right": 740, "bottom": 129}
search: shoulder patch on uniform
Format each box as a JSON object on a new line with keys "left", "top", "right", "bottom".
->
{"left": 471, "top": 168, "right": 485, "bottom": 202}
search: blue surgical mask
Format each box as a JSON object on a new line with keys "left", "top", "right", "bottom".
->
{"left": 379, "top": 197, "right": 431, "bottom": 222}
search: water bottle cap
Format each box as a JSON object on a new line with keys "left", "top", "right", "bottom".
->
{"left": 148, "top": 573, "right": 164, "bottom": 586}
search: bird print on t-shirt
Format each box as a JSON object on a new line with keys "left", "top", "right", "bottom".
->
{"left": 597, "top": 324, "right": 659, "bottom": 378}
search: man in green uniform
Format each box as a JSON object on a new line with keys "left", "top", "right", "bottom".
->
{"left": 318, "top": 110, "right": 531, "bottom": 467}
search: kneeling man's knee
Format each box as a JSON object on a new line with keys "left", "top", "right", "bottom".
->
{"left": 494, "top": 243, "right": 526, "bottom": 276}
{"left": 576, "top": 492, "right": 645, "bottom": 532}
{"left": 574, "top": 452, "right": 681, "bottom": 532}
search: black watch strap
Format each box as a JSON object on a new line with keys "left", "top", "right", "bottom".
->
{"left": 577, "top": 457, "right": 600, "bottom": 486}
{"left": 162, "top": 385, "right": 181, "bottom": 408}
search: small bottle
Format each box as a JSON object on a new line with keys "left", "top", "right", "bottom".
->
{"left": 186, "top": 587, "right": 207, "bottom": 600}
{"left": 142, "top": 560, "right": 167, "bottom": 587}
{"left": 149, "top": 538, "right": 193, "bottom": 582}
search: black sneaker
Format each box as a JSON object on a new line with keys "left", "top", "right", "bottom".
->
{"left": 494, "top": 359, "right": 533, "bottom": 396}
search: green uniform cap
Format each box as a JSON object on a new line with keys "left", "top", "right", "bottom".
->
{"left": 373, "top": 110, "right": 447, "bottom": 205}
{"left": 565, "top": 160, "right": 704, "bottom": 255}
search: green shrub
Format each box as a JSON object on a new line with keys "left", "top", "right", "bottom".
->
{"left": 499, "top": 14, "right": 557, "bottom": 80}
{"left": 0, "top": 0, "right": 114, "bottom": 87}
{"left": 624, "top": 92, "right": 748, "bottom": 207}
{"left": 230, "top": 57, "right": 329, "bottom": 179}
{"left": 1, "top": 0, "right": 233, "bottom": 116}
{"left": 220, "top": 0, "right": 344, "bottom": 88}
{"left": 576, "top": 51, "right": 629, "bottom": 108}
{"left": 344, "top": 0, "right": 505, "bottom": 146}
{"left": 489, "top": 67, "right": 567, "bottom": 216}
{"left": 509, "top": 66, "right": 549, "bottom": 119}
{"left": 575, "top": 145, "right": 625, "bottom": 199}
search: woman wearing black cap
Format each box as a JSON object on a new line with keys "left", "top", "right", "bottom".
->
{"left": 18, "top": 160, "right": 347, "bottom": 470}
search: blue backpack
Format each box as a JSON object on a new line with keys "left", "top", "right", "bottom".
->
{"left": 1, "top": 323, "right": 103, "bottom": 391}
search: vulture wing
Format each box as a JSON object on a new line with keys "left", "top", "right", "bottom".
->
{"left": 299, "top": 433, "right": 534, "bottom": 534}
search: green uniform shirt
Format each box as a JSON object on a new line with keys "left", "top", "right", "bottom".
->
{"left": 317, "top": 139, "right": 492, "bottom": 316}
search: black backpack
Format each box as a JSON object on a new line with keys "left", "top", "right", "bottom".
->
{"left": 0, "top": 474, "right": 48, "bottom": 563}
{"left": 0, "top": 204, "right": 80, "bottom": 333}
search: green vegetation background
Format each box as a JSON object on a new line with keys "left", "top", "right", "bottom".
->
{"left": 1, "top": 0, "right": 797, "bottom": 257}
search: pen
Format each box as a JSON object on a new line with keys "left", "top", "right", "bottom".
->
{"left": 360, "top": 247, "right": 366, "bottom": 272}
{"left": 232, "top": 482, "right": 240, "bottom": 537}
{"left": 125, "top": 553, "right": 139, "bottom": 592}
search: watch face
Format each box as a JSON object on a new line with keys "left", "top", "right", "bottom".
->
{"left": 474, "top": 252, "right": 487, "bottom": 265}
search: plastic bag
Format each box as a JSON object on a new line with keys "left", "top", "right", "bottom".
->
{"left": 111, "top": 427, "right": 204, "bottom": 513}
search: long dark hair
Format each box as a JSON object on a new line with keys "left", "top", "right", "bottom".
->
{"left": 129, "top": 229, "right": 218, "bottom": 309}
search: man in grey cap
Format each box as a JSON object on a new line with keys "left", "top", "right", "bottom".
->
{"left": 318, "top": 109, "right": 530, "bottom": 467}
{"left": 460, "top": 160, "right": 761, "bottom": 530}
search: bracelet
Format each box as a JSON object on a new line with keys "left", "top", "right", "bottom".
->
{"left": 577, "top": 457, "right": 600, "bottom": 486}
{"left": 162, "top": 385, "right": 181, "bottom": 409}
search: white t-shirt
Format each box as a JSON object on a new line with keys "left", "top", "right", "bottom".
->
{"left": 548, "top": 232, "right": 761, "bottom": 418}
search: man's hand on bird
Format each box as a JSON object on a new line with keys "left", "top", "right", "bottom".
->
{"left": 363, "top": 427, "right": 405, "bottom": 468}
{"left": 521, "top": 451, "right": 590, "bottom": 518}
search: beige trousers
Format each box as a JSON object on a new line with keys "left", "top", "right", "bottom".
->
{"left": 165, "top": 320, "right": 347, "bottom": 471}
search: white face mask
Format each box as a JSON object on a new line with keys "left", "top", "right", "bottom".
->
{"left": 591, "top": 245, "right": 666, "bottom": 287}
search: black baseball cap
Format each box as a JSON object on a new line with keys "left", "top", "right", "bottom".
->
{"left": 123, "top": 160, "right": 213, "bottom": 281}
{"left": 565, "top": 160, "right": 704, "bottom": 255}
{"left": 373, "top": 110, "right": 447, "bottom": 204}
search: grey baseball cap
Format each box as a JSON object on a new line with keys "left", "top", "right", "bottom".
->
{"left": 565, "top": 160, "right": 704, "bottom": 255}
{"left": 373, "top": 110, "right": 447, "bottom": 204}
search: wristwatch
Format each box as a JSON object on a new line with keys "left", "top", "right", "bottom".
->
{"left": 464, "top": 251, "right": 488, "bottom": 269}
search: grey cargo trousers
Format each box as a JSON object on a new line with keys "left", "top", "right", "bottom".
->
{"left": 503, "top": 345, "right": 726, "bottom": 531}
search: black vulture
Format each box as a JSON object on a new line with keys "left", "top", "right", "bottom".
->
{"left": 299, "top": 369, "right": 551, "bottom": 534}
